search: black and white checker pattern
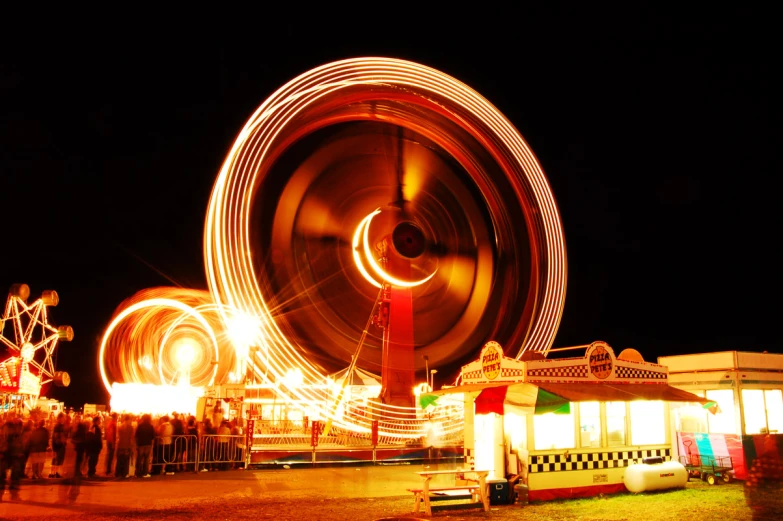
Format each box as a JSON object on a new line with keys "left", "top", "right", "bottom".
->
{"left": 527, "top": 365, "right": 588, "bottom": 379}
{"left": 501, "top": 368, "right": 525, "bottom": 378}
{"left": 462, "top": 369, "right": 483, "bottom": 381}
{"left": 614, "top": 366, "right": 667, "bottom": 380}
{"left": 528, "top": 448, "right": 671, "bottom": 473}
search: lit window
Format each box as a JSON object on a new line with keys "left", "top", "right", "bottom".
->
{"left": 766, "top": 390, "right": 783, "bottom": 434}
{"left": 706, "top": 389, "right": 736, "bottom": 434}
{"left": 606, "top": 401, "right": 626, "bottom": 446}
{"left": 670, "top": 390, "right": 709, "bottom": 433}
{"left": 579, "top": 402, "right": 601, "bottom": 448}
{"left": 742, "top": 389, "right": 783, "bottom": 434}
{"left": 533, "top": 407, "right": 575, "bottom": 450}
{"left": 504, "top": 412, "right": 527, "bottom": 451}
{"left": 630, "top": 401, "right": 665, "bottom": 445}
{"left": 743, "top": 389, "right": 766, "bottom": 434}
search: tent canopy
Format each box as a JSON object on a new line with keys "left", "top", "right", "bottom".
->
{"left": 421, "top": 381, "right": 715, "bottom": 415}
{"left": 420, "top": 381, "right": 571, "bottom": 415}
{"left": 329, "top": 366, "right": 381, "bottom": 387}
{"left": 533, "top": 382, "right": 714, "bottom": 404}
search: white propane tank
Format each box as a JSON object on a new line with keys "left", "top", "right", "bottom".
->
{"left": 623, "top": 460, "right": 688, "bottom": 493}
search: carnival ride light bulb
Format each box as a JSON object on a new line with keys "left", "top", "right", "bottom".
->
{"left": 139, "top": 355, "right": 153, "bottom": 370}
{"left": 413, "top": 382, "right": 430, "bottom": 396}
{"left": 283, "top": 368, "right": 304, "bottom": 388}
{"left": 174, "top": 338, "right": 198, "bottom": 369}
{"left": 20, "top": 342, "right": 35, "bottom": 362}
{"left": 227, "top": 314, "right": 260, "bottom": 356}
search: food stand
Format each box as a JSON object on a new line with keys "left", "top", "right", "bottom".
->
{"left": 423, "top": 340, "right": 713, "bottom": 500}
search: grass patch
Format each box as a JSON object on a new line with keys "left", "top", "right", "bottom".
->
{"left": 510, "top": 480, "right": 780, "bottom": 521}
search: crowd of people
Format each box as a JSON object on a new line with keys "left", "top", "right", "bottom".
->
{"left": 0, "top": 407, "right": 246, "bottom": 499}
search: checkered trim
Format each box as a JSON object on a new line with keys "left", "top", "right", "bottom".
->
{"left": 526, "top": 365, "right": 588, "bottom": 379}
{"left": 501, "top": 368, "right": 525, "bottom": 378}
{"left": 528, "top": 449, "right": 671, "bottom": 473}
{"left": 462, "top": 369, "right": 483, "bottom": 381}
{"left": 614, "top": 366, "right": 667, "bottom": 380}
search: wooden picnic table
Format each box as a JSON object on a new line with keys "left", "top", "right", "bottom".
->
{"left": 409, "top": 468, "right": 490, "bottom": 516}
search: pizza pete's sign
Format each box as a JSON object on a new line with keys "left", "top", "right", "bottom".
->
{"left": 587, "top": 341, "right": 613, "bottom": 379}
{"left": 481, "top": 341, "right": 503, "bottom": 380}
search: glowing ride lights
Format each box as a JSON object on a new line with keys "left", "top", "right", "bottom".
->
{"left": 98, "top": 292, "right": 222, "bottom": 414}
{"left": 0, "top": 284, "right": 72, "bottom": 407}
{"left": 200, "top": 57, "right": 566, "bottom": 436}
{"left": 226, "top": 313, "right": 264, "bottom": 383}
{"left": 353, "top": 208, "right": 437, "bottom": 289}
{"left": 172, "top": 337, "right": 197, "bottom": 385}
{"left": 95, "top": 58, "right": 565, "bottom": 437}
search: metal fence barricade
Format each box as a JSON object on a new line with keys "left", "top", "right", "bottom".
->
{"left": 150, "top": 435, "right": 199, "bottom": 474}
{"left": 197, "top": 434, "right": 246, "bottom": 472}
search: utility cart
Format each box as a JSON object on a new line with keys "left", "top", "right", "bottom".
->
{"left": 679, "top": 454, "right": 734, "bottom": 485}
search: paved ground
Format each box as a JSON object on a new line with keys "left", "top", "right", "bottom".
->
{"left": 0, "top": 463, "right": 424, "bottom": 519}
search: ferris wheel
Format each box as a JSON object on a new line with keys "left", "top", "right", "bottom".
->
{"left": 0, "top": 283, "right": 72, "bottom": 405}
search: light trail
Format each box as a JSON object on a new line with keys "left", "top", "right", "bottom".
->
{"left": 94, "top": 58, "right": 566, "bottom": 439}
{"left": 201, "top": 57, "right": 567, "bottom": 434}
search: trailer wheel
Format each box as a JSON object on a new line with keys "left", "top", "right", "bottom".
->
{"left": 722, "top": 473, "right": 732, "bottom": 484}
{"left": 706, "top": 473, "right": 716, "bottom": 485}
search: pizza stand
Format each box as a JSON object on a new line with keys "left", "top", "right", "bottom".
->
{"left": 421, "top": 340, "right": 714, "bottom": 501}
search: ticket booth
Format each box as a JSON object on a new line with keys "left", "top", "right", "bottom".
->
{"left": 423, "top": 340, "right": 713, "bottom": 501}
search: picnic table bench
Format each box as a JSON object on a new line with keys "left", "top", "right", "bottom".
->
{"left": 408, "top": 468, "right": 490, "bottom": 516}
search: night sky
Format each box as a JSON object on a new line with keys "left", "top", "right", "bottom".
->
{"left": 2, "top": 9, "right": 779, "bottom": 409}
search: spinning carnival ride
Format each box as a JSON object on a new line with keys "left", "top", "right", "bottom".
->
{"left": 0, "top": 283, "right": 72, "bottom": 410}
{"left": 101, "top": 57, "right": 568, "bottom": 442}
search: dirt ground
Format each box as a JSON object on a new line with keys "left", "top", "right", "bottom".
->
{"left": 0, "top": 466, "right": 776, "bottom": 521}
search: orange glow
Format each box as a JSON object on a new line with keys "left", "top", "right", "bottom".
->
{"left": 99, "top": 57, "right": 566, "bottom": 437}
{"left": 351, "top": 209, "right": 383, "bottom": 289}
{"left": 354, "top": 208, "right": 437, "bottom": 288}
{"left": 204, "top": 57, "right": 565, "bottom": 435}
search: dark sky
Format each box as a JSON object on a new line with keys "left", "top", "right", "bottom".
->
{"left": 1, "top": 9, "right": 779, "bottom": 408}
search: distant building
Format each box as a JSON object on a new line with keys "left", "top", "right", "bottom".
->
{"left": 659, "top": 350, "right": 783, "bottom": 480}
{"left": 83, "top": 403, "right": 108, "bottom": 415}
{"left": 36, "top": 397, "right": 65, "bottom": 415}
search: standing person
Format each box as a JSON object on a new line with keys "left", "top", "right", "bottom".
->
{"left": 230, "top": 418, "right": 244, "bottom": 469}
{"left": 134, "top": 414, "right": 155, "bottom": 478}
{"left": 86, "top": 415, "right": 103, "bottom": 478}
{"left": 170, "top": 412, "right": 185, "bottom": 471}
{"left": 49, "top": 412, "right": 67, "bottom": 478}
{"left": 156, "top": 415, "right": 173, "bottom": 474}
{"left": 28, "top": 419, "right": 50, "bottom": 480}
{"left": 185, "top": 415, "right": 199, "bottom": 472}
{"left": 71, "top": 418, "right": 88, "bottom": 478}
{"left": 104, "top": 413, "right": 117, "bottom": 476}
{"left": 217, "top": 419, "right": 231, "bottom": 470}
{"left": 115, "top": 414, "right": 134, "bottom": 478}
{"left": 20, "top": 418, "right": 33, "bottom": 479}
{"left": 200, "top": 418, "right": 216, "bottom": 472}
{"left": 0, "top": 417, "right": 25, "bottom": 500}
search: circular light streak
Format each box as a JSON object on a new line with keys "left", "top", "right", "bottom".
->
{"left": 198, "top": 57, "right": 568, "bottom": 435}
{"left": 174, "top": 339, "right": 197, "bottom": 369}
{"left": 98, "top": 293, "right": 221, "bottom": 394}
{"left": 353, "top": 208, "right": 437, "bottom": 289}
